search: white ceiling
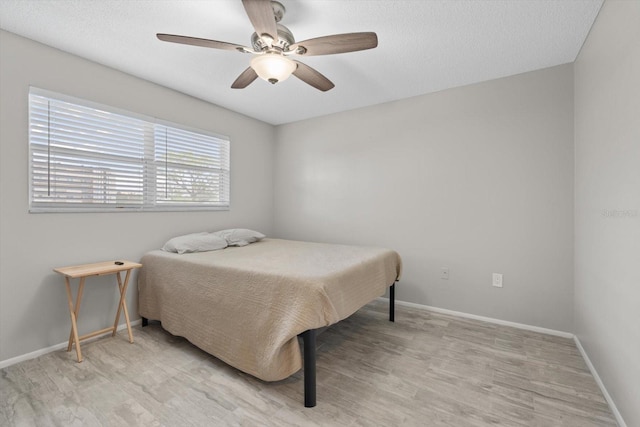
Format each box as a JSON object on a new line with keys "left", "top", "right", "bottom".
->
{"left": 0, "top": 0, "right": 602, "bottom": 125}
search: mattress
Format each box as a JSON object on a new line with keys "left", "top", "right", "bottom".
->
{"left": 138, "top": 238, "right": 402, "bottom": 381}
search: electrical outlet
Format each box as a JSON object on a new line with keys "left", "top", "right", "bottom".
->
{"left": 441, "top": 268, "right": 449, "bottom": 280}
{"left": 492, "top": 273, "right": 503, "bottom": 288}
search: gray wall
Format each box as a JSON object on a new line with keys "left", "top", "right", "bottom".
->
{"left": 574, "top": 1, "right": 640, "bottom": 426}
{"left": 0, "top": 30, "right": 275, "bottom": 362}
{"left": 274, "top": 64, "right": 575, "bottom": 332}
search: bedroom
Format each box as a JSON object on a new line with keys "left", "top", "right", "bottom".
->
{"left": 0, "top": 0, "right": 638, "bottom": 425}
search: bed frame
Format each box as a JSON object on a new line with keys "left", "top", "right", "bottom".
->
{"left": 141, "top": 282, "right": 396, "bottom": 408}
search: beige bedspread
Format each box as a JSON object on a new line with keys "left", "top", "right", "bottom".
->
{"left": 138, "top": 238, "right": 402, "bottom": 381}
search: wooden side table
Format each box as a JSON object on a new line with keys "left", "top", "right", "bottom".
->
{"left": 54, "top": 260, "right": 142, "bottom": 362}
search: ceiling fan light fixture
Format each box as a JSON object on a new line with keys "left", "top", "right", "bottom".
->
{"left": 250, "top": 53, "right": 296, "bottom": 84}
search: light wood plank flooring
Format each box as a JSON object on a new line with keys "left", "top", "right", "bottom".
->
{"left": 0, "top": 301, "right": 616, "bottom": 426}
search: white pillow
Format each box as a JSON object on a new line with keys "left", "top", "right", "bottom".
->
{"left": 212, "top": 228, "right": 265, "bottom": 247}
{"left": 162, "top": 232, "right": 228, "bottom": 254}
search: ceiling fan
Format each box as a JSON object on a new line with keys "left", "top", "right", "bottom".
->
{"left": 156, "top": 0, "right": 378, "bottom": 91}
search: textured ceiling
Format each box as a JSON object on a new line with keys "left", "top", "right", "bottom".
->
{"left": 0, "top": 0, "right": 603, "bottom": 125}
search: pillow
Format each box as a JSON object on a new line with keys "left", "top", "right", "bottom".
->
{"left": 162, "top": 232, "right": 228, "bottom": 254}
{"left": 212, "top": 228, "right": 265, "bottom": 247}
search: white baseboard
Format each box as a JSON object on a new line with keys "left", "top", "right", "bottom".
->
{"left": 574, "top": 336, "right": 627, "bottom": 427}
{"left": 0, "top": 319, "right": 142, "bottom": 370}
{"left": 380, "top": 297, "right": 574, "bottom": 338}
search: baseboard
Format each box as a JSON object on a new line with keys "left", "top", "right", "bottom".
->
{"left": 574, "top": 336, "right": 627, "bottom": 427}
{"left": 0, "top": 319, "right": 142, "bottom": 370}
{"left": 379, "top": 297, "right": 574, "bottom": 338}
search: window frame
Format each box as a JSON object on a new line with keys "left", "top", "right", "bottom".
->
{"left": 28, "top": 87, "right": 231, "bottom": 213}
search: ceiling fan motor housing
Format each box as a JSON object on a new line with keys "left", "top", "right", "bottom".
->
{"left": 250, "top": 1, "right": 292, "bottom": 51}
{"left": 251, "top": 24, "right": 295, "bottom": 51}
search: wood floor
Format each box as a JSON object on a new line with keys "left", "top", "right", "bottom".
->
{"left": 0, "top": 300, "right": 616, "bottom": 426}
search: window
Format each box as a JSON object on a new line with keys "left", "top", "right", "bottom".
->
{"left": 28, "top": 88, "right": 230, "bottom": 212}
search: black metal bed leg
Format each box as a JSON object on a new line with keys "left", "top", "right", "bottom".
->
{"left": 389, "top": 283, "right": 395, "bottom": 322}
{"left": 141, "top": 317, "right": 148, "bottom": 327}
{"left": 302, "top": 329, "right": 317, "bottom": 408}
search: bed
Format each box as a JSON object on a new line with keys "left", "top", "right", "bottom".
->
{"left": 138, "top": 238, "right": 402, "bottom": 407}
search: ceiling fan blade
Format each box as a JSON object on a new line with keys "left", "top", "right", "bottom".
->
{"left": 157, "top": 34, "right": 249, "bottom": 52}
{"left": 231, "top": 67, "right": 259, "bottom": 89}
{"left": 292, "top": 61, "right": 335, "bottom": 92}
{"left": 291, "top": 32, "right": 378, "bottom": 56}
{"left": 242, "top": 0, "right": 278, "bottom": 43}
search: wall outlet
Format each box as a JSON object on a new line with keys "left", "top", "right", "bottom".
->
{"left": 441, "top": 268, "right": 449, "bottom": 280}
{"left": 492, "top": 273, "right": 503, "bottom": 288}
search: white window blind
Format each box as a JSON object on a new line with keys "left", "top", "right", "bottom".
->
{"left": 29, "top": 88, "right": 230, "bottom": 212}
{"left": 154, "top": 125, "right": 230, "bottom": 207}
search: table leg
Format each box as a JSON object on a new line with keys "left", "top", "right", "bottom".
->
{"left": 64, "top": 277, "right": 84, "bottom": 362}
{"left": 67, "top": 277, "right": 85, "bottom": 351}
{"left": 112, "top": 272, "right": 123, "bottom": 336}
{"left": 112, "top": 270, "right": 134, "bottom": 343}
